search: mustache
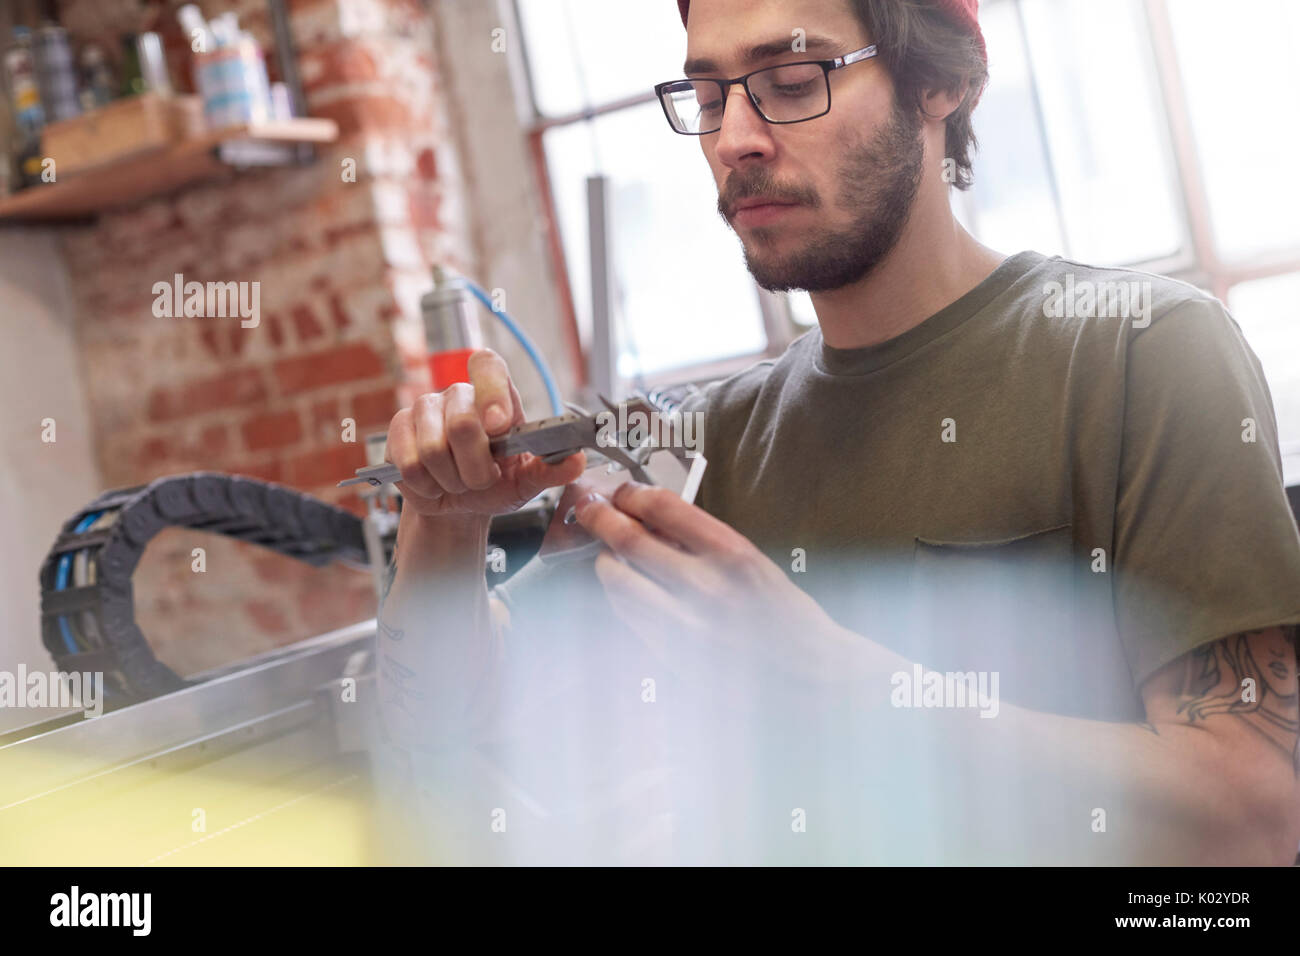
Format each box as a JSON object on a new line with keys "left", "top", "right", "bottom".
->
{"left": 718, "top": 171, "right": 821, "bottom": 219}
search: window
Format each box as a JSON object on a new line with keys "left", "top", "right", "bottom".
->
{"left": 540, "top": 102, "right": 767, "bottom": 382}
{"left": 1166, "top": 0, "right": 1300, "bottom": 263}
{"left": 1230, "top": 273, "right": 1300, "bottom": 482}
{"left": 514, "top": 0, "right": 1300, "bottom": 451}
{"left": 961, "top": 0, "right": 1300, "bottom": 469}
{"left": 514, "top": 0, "right": 776, "bottom": 390}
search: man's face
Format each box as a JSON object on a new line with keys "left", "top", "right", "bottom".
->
{"left": 684, "top": 0, "right": 925, "bottom": 292}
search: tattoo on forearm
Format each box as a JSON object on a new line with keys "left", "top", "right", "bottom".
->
{"left": 1168, "top": 628, "right": 1299, "bottom": 771}
{"left": 380, "top": 552, "right": 398, "bottom": 603}
{"left": 380, "top": 652, "right": 425, "bottom": 719}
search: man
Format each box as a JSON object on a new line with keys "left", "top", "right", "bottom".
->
{"left": 376, "top": 0, "right": 1300, "bottom": 864}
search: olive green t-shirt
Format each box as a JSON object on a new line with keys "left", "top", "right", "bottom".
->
{"left": 497, "top": 250, "right": 1300, "bottom": 723}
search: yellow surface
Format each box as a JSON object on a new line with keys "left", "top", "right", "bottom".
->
{"left": 0, "top": 750, "right": 380, "bottom": 866}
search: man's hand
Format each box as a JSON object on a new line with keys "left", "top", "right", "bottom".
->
{"left": 384, "top": 348, "right": 585, "bottom": 518}
{"left": 574, "top": 480, "right": 873, "bottom": 690}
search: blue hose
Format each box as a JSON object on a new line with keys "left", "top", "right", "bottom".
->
{"left": 56, "top": 511, "right": 103, "bottom": 652}
{"left": 463, "top": 279, "right": 565, "bottom": 417}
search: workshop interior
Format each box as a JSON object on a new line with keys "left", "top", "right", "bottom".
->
{"left": 1, "top": 0, "right": 1298, "bottom": 869}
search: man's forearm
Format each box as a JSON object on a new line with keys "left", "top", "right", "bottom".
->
{"left": 897, "top": 697, "right": 1276, "bottom": 864}
{"left": 376, "top": 508, "right": 497, "bottom": 749}
{"left": 813, "top": 628, "right": 1293, "bottom": 864}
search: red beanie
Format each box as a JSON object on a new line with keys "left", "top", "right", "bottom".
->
{"left": 675, "top": 0, "right": 987, "bottom": 64}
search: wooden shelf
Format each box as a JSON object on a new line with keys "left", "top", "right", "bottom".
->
{"left": 0, "top": 118, "right": 338, "bottom": 223}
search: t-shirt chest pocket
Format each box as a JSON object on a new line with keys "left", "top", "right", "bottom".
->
{"left": 907, "top": 523, "right": 1084, "bottom": 707}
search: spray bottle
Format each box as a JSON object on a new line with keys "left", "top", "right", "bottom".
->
{"left": 421, "top": 267, "right": 484, "bottom": 389}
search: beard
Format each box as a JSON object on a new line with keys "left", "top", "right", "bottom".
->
{"left": 717, "top": 99, "right": 925, "bottom": 293}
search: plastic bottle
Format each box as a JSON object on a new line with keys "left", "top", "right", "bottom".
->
{"left": 4, "top": 26, "right": 46, "bottom": 132}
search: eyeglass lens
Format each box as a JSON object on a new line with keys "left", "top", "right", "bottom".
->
{"left": 663, "top": 62, "right": 828, "bottom": 133}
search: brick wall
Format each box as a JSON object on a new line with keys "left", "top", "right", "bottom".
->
{"left": 52, "top": 0, "right": 481, "bottom": 676}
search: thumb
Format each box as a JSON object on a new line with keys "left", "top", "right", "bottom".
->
{"left": 514, "top": 450, "right": 587, "bottom": 499}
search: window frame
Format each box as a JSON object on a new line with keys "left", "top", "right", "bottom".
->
{"left": 510, "top": 0, "right": 800, "bottom": 391}
{"left": 510, "top": 0, "right": 1300, "bottom": 389}
{"left": 975, "top": 0, "right": 1300, "bottom": 300}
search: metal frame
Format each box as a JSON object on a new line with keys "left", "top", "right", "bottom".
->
{"left": 0, "top": 620, "right": 375, "bottom": 811}
{"left": 586, "top": 174, "right": 618, "bottom": 400}
{"left": 266, "top": 0, "right": 314, "bottom": 165}
{"left": 654, "top": 44, "right": 880, "bottom": 135}
{"left": 985, "top": 0, "right": 1300, "bottom": 300}
{"left": 1144, "top": 0, "right": 1300, "bottom": 296}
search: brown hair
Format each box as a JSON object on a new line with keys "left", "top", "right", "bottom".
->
{"left": 848, "top": 0, "right": 989, "bottom": 190}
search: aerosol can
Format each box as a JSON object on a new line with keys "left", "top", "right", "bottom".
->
{"left": 421, "top": 267, "right": 484, "bottom": 390}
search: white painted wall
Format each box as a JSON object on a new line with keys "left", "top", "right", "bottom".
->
{"left": 0, "top": 227, "right": 102, "bottom": 730}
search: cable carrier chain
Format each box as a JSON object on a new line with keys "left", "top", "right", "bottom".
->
{"left": 39, "top": 472, "right": 370, "bottom": 702}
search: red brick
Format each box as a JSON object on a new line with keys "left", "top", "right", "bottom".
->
{"left": 416, "top": 147, "right": 437, "bottom": 180}
{"left": 199, "top": 326, "right": 224, "bottom": 358}
{"left": 268, "top": 313, "right": 285, "bottom": 348}
{"left": 199, "top": 424, "right": 230, "bottom": 456}
{"left": 231, "top": 459, "right": 284, "bottom": 484}
{"left": 251, "top": 552, "right": 300, "bottom": 585}
{"left": 291, "top": 303, "right": 325, "bottom": 342}
{"left": 245, "top": 598, "right": 291, "bottom": 636}
{"left": 241, "top": 409, "right": 303, "bottom": 452}
{"left": 325, "top": 41, "right": 379, "bottom": 85}
{"left": 137, "top": 436, "right": 173, "bottom": 469}
{"left": 148, "top": 368, "right": 268, "bottom": 422}
{"left": 273, "top": 342, "right": 386, "bottom": 395}
{"left": 352, "top": 385, "right": 398, "bottom": 427}
{"left": 282, "top": 443, "right": 366, "bottom": 488}
{"left": 229, "top": 325, "right": 250, "bottom": 357}
{"left": 298, "top": 576, "right": 375, "bottom": 634}
{"left": 311, "top": 397, "right": 341, "bottom": 433}
{"left": 408, "top": 189, "right": 440, "bottom": 231}
{"left": 312, "top": 96, "right": 412, "bottom": 137}
{"left": 328, "top": 292, "right": 351, "bottom": 331}
{"left": 324, "top": 220, "right": 375, "bottom": 248}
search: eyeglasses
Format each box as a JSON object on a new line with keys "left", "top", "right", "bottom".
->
{"left": 655, "top": 44, "right": 879, "bottom": 135}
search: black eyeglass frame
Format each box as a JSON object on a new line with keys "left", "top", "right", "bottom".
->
{"left": 654, "top": 43, "right": 880, "bottom": 135}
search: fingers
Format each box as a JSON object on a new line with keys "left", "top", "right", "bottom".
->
{"left": 386, "top": 349, "right": 564, "bottom": 509}
{"left": 467, "top": 349, "right": 520, "bottom": 434}
{"left": 575, "top": 486, "right": 721, "bottom": 594}
{"left": 608, "top": 481, "right": 748, "bottom": 556}
{"left": 514, "top": 449, "right": 587, "bottom": 500}
{"left": 385, "top": 406, "right": 444, "bottom": 500}
{"left": 397, "top": 381, "right": 501, "bottom": 499}
{"left": 507, "top": 380, "right": 526, "bottom": 424}
{"left": 405, "top": 391, "right": 465, "bottom": 495}
{"left": 442, "top": 382, "right": 501, "bottom": 491}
